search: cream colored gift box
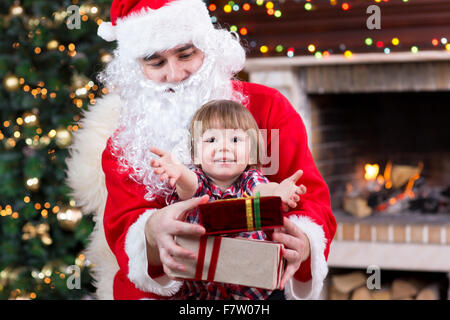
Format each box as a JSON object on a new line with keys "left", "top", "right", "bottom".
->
{"left": 168, "top": 235, "right": 285, "bottom": 290}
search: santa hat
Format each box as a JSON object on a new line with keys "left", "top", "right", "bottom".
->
{"left": 98, "top": 0, "right": 217, "bottom": 60}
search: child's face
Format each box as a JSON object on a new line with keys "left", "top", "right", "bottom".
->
{"left": 198, "top": 128, "right": 251, "bottom": 182}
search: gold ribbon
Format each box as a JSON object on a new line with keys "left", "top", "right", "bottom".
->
{"left": 245, "top": 198, "right": 254, "bottom": 231}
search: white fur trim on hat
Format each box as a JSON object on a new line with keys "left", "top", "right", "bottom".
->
{"left": 284, "top": 215, "right": 328, "bottom": 300}
{"left": 98, "top": 21, "right": 117, "bottom": 42}
{"left": 115, "top": 0, "right": 214, "bottom": 59}
{"left": 125, "top": 209, "right": 183, "bottom": 296}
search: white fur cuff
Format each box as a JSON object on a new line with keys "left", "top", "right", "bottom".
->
{"left": 125, "top": 209, "right": 183, "bottom": 296}
{"left": 284, "top": 215, "right": 328, "bottom": 300}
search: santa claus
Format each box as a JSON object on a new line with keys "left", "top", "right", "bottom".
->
{"left": 66, "top": 0, "right": 336, "bottom": 300}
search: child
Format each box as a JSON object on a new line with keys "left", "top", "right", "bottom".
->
{"left": 149, "top": 99, "right": 306, "bottom": 300}
{"left": 150, "top": 99, "right": 306, "bottom": 212}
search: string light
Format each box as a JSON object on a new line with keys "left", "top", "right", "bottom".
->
{"left": 275, "top": 45, "right": 284, "bottom": 53}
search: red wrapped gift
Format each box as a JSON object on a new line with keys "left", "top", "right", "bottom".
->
{"left": 198, "top": 195, "right": 283, "bottom": 235}
{"left": 168, "top": 235, "right": 285, "bottom": 290}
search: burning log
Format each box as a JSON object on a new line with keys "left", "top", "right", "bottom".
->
{"left": 391, "top": 163, "right": 423, "bottom": 189}
{"left": 343, "top": 196, "right": 372, "bottom": 218}
{"left": 342, "top": 161, "right": 429, "bottom": 217}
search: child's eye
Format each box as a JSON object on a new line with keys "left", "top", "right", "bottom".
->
{"left": 205, "top": 137, "right": 215, "bottom": 143}
{"left": 232, "top": 136, "right": 242, "bottom": 143}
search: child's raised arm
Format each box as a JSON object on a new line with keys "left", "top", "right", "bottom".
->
{"left": 253, "top": 170, "right": 306, "bottom": 212}
{"left": 149, "top": 146, "right": 198, "bottom": 200}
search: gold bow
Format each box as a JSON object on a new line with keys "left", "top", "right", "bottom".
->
{"left": 22, "top": 222, "right": 53, "bottom": 246}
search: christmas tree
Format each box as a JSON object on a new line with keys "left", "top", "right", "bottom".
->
{"left": 0, "top": 0, "right": 114, "bottom": 299}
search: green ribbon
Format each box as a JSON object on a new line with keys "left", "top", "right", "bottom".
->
{"left": 253, "top": 192, "right": 261, "bottom": 230}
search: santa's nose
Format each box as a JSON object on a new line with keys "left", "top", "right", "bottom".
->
{"left": 166, "top": 60, "right": 187, "bottom": 83}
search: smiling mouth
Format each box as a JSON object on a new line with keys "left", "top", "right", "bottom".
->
{"left": 214, "top": 159, "right": 236, "bottom": 163}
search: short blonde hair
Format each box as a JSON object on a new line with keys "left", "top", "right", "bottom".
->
{"left": 189, "top": 99, "right": 264, "bottom": 170}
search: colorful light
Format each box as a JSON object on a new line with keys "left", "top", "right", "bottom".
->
{"left": 365, "top": 38, "right": 373, "bottom": 46}
{"left": 287, "top": 47, "right": 295, "bottom": 58}
{"left": 239, "top": 27, "right": 248, "bottom": 36}
{"left": 260, "top": 45, "right": 269, "bottom": 53}
{"left": 267, "top": 8, "right": 274, "bottom": 15}
{"left": 411, "top": 46, "right": 419, "bottom": 53}
{"left": 208, "top": 4, "right": 216, "bottom": 11}
{"left": 230, "top": 25, "right": 238, "bottom": 32}
{"left": 266, "top": 2, "right": 274, "bottom": 9}
{"left": 441, "top": 37, "right": 448, "bottom": 45}
{"left": 304, "top": 3, "right": 312, "bottom": 11}
{"left": 384, "top": 47, "right": 391, "bottom": 54}
{"left": 274, "top": 10, "right": 282, "bottom": 18}
{"left": 232, "top": 4, "right": 239, "bottom": 11}
{"left": 242, "top": 3, "right": 251, "bottom": 11}
{"left": 391, "top": 37, "right": 399, "bottom": 46}
{"left": 376, "top": 41, "right": 384, "bottom": 48}
{"left": 307, "top": 44, "right": 316, "bottom": 52}
{"left": 342, "top": 3, "right": 350, "bottom": 10}
{"left": 275, "top": 45, "right": 284, "bottom": 53}
{"left": 224, "top": 4, "right": 232, "bottom": 13}
{"left": 446, "top": 44, "right": 450, "bottom": 51}
{"left": 432, "top": 38, "right": 439, "bottom": 46}
{"left": 256, "top": 0, "right": 264, "bottom": 6}
{"left": 344, "top": 50, "right": 352, "bottom": 58}
{"left": 315, "top": 51, "right": 322, "bottom": 59}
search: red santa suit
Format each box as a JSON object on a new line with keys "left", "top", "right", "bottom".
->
{"left": 101, "top": 80, "right": 337, "bottom": 300}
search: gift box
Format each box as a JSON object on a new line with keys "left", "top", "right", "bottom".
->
{"left": 168, "top": 235, "right": 284, "bottom": 290}
{"left": 198, "top": 195, "right": 283, "bottom": 235}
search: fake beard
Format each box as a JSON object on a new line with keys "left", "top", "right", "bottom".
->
{"left": 100, "top": 53, "right": 245, "bottom": 201}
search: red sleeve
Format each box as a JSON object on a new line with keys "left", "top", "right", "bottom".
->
{"left": 102, "top": 137, "right": 164, "bottom": 279}
{"left": 252, "top": 89, "right": 337, "bottom": 282}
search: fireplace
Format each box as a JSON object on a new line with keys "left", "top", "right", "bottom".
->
{"left": 245, "top": 52, "right": 450, "bottom": 297}
{"left": 310, "top": 91, "right": 450, "bottom": 216}
{"left": 245, "top": 52, "right": 450, "bottom": 219}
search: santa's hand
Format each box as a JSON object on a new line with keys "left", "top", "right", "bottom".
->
{"left": 150, "top": 146, "right": 183, "bottom": 187}
{"left": 145, "top": 195, "right": 208, "bottom": 276}
{"left": 272, "top": 217, "right": 310, "bottom": 290}
{"left": 275, "top": 170, "right": 307, "bottom": 212}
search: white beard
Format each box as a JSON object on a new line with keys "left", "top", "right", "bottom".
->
{"left": 100, "top": 53, "right": 245, "bottom": 201}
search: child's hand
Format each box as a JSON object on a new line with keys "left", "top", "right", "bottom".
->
{"left": 150, "top": 146, "right": 184, "bottom": 188}
{"left": 274, "top": 170, "right": 307, "bottom": 212}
